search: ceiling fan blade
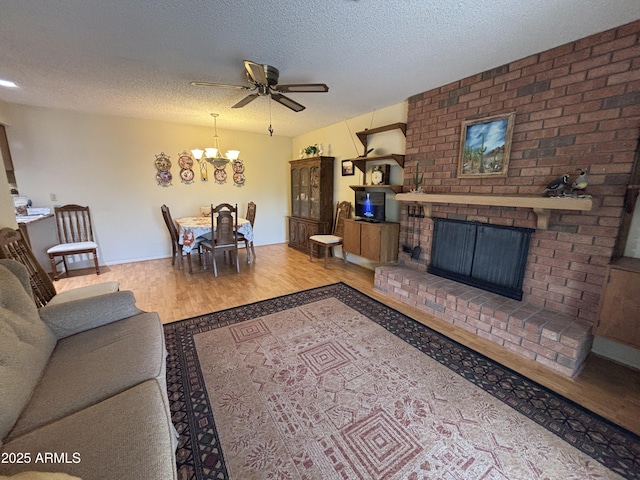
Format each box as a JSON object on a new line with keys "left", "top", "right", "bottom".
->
{"left": 276, "top": 83, "right": 329, "bottom": 93}
{"left": 190, "top": 81, "right": 249, "bottom": 90}
{"left": 244, "top": 60, "right": 269, "bottom": 85}
{"left": 232, "top": 93, "right": 260, "bottom": 108}
{"left": 271, "top": 93, "right": 305, "bottom": 112}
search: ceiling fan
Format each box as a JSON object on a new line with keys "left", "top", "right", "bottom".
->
{"left": 190, "top": 60, "right": 329, "bottom": 112}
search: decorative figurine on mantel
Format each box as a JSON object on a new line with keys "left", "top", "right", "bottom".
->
{"left": 542, "top": 169, "right": 590, "bottom": 198}
{"left": 571, "top": 169, "right": 590, "bottom": 197}
{"left": 542, "top": 174, "right": 568, "bottom": 197}
{"left": 410, "top": 170, "right": 424, "bottom": 194}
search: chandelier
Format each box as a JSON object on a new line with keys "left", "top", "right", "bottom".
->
{"left": 191, "top": 113, "right": 240, "bottom": 167}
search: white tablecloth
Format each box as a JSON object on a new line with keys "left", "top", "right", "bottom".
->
{"left": 175, "top": 216, "right": 253, "bottom": 254}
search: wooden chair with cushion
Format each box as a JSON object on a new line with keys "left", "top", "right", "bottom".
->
{"left": 161, "top": 204, "right": 201, "bottom": 274}
{"left": 200, "top": 203, "right": 240, "bottom": 277}
{"left": 47, "top": 204, "right": 101, "bottom": 280}
{"left": 0, "top": 227, "right": 119, "bottom": 308}
{"left": 309, "top": 201, "right": 352, "bottom": 268}
{"left": 237, "top": 201, "right": 256, "bottom": 262}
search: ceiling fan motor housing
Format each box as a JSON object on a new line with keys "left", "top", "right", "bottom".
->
{"left": 263, "top": 64, "right": 279, "bottom": 86}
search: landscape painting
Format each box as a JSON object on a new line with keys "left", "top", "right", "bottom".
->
{"left": 458, "top": 112, "right": 515, "bottom": 177}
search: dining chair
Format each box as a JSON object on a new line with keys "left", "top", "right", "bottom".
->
{"left": 161, "top": 204, "right": 201, "bottom": 274}
{"left": 47, "top": 204, "right": 100, "bottom": 280}
{"left": 0, "top": 227, "right": 119, "bottom": 308}
{"left": 199, "top": 203, "right": 240, "bottom": 277}
{"left": 309, "top": 201, "right": 352, "bottom": 268}
{"left": 238, "top": 201, "right": 256, "bottom": 262}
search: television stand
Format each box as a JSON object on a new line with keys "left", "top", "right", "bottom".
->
{"left": 343, "top": 219, "right": 400, "bottom": 263}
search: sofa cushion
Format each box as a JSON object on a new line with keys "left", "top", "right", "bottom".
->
{"left": 46, "top": 281, "right": 120, "bottom": 307}
{"left": 0, "top": 260, "right": 32, "bottom": 293}
{"left": 7, "top": 312, "right": 166, "bottom": 440}
{"left": 0, "top": 263, "right": 56, "bottom": 443}
{"left": 0, "top": 473, "right": 81, "bottom": 480}
{"left": 39, "top": 291, "right": 142, "bottom": 340}
{"left": 0, "top": 380, "right": 177, "bottom": 480}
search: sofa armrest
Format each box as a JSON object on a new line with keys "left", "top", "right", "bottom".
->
{"left": 38, "top": 290, "right": 143, "bottom": 339}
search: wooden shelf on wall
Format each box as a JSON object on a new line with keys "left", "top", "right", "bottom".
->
{"left": 352, "top": 154, "right": 405, "bottom": 173}
{"left": 350, "top": 185, "right": 404, "bottom": 193}
{"left": 395, "top": 192, "right": 593, "bottom": 229}
{"left": 356, "top": 122, "right": 407, "bottom": 147}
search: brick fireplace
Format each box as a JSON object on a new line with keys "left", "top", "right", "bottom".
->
{"left": 376, "top": 20, "right": 640, "bottom": 375}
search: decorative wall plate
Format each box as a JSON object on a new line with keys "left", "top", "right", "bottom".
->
{"left": 155, "top": 153, "right": 172, "bottom": 171}
{"left": 214, "top": 168, "right": 227, "bottom": 184}
{"left": 180, "top": 168, "right": 195, "bottom": 184}
{"left": 156, "top": 170, "right": 172, "bottom": 187}
{"left": 178, "top": 153, "right": 194, "bottom": 169}
{"left": 233, "top": 172, "right": 246, "bottom": 186}
{"left": 232, "top": 160, "right": 245, "bottom": 173}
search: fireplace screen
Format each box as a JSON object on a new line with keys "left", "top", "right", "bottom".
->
{"left": 428, "top": 218, "right": 534, "bottom": 300}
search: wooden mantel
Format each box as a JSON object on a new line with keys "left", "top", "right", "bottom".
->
{"left": 395, "top": 192, "right": 593, "bottom": 229}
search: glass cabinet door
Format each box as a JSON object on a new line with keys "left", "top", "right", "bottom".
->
{"left": 309, "top": 165, "right": 320, "bottom": 219}
{"left": 300, "top": 167, "right": 309, "bottom": 218}
{"left": 291, "top": 167, "right": 300, "bottom": 217}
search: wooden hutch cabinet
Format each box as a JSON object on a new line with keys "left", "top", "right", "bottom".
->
{"left": 288, "top": 156, "right": 335, "bottom": 256}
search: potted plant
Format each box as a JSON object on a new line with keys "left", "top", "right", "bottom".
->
{"left": 300, "top": 144, "right": 323, "bottom": 158}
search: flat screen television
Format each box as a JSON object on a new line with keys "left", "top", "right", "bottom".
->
{"left": 355, "top": 191, "right": 385, "bottom": 222}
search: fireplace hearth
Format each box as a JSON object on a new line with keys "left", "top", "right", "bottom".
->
{"left": 428, "top": 218, "right": 534, "bottom": 301}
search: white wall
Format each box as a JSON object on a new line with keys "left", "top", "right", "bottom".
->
{"left": 2, "top": 104, "right": 291, "bottom": 264}
{"left": 292, "top": 102, "right": 408, "bottom": 269}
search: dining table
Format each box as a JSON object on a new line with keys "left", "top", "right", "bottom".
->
{"left": 175, "top": 215, "right": 254, "bottom": 263}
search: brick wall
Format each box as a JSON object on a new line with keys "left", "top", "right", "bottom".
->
{"left": 402, "top": 20, "right": 640, "bottom": 323}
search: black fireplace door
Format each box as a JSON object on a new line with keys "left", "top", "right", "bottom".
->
{"left": 428, "top": 218, "right": 533, "bottom": 300}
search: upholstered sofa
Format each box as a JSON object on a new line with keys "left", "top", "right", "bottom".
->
{"left": 0, "top": 259, "right": 177, "bottom": 480}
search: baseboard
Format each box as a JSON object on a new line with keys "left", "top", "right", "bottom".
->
{"left": 592, "top": 336, "right": 640, "bottom": 371}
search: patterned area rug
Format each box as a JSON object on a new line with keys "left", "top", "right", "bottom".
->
{"left": 164, "top": 283, "right": 640, "bottom": 479}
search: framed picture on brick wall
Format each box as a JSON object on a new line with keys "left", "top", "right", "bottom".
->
{"left": 458, "top": 112, "right": 515, "bottom": 178}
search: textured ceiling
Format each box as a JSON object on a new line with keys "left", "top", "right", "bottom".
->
{"left": 1, "top": 0, "right": 639, "bottom": 137}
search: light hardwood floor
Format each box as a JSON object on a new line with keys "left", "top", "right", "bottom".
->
{"left": 54, "top": 243, "right": 640, "bottom": 436}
